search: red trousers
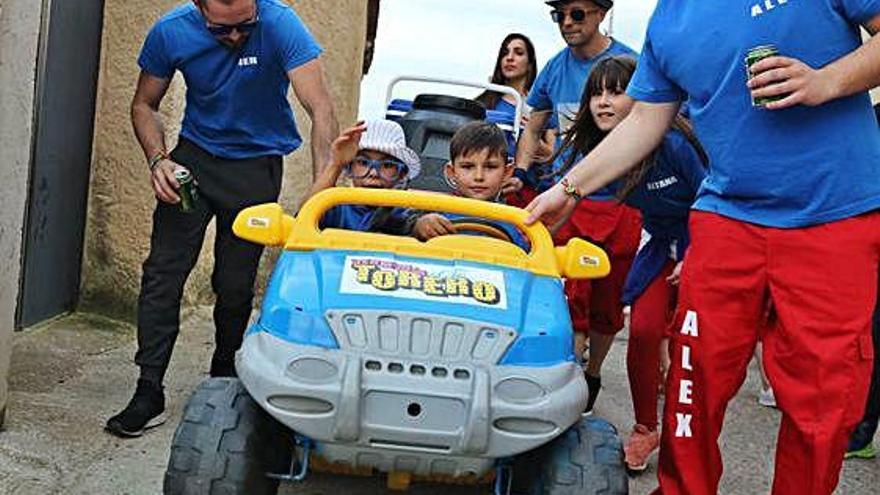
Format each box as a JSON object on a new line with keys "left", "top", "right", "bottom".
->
{"left": 656, "top": 212, "right": 880, "bottom": 495}
{"left": 556, "top": 199, "right": 641, "bottom": 335}
{"left": 629, "top": 260, "right": 677, "bottom": 430}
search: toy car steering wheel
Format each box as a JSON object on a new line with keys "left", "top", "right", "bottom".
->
{"left": 450, "top": 217, "right": 514, "bottom": 243}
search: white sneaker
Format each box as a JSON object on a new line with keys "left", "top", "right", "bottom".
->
{"left": 758, "top": 386, "right": 777, "bottom": 408}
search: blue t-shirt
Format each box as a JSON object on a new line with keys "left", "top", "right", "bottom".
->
{"left": 487, "top": 98, "right": 519, "bottom": 159}
{"left": 622, "top": 129, "right": 707, "bottom": 304}
{"left": 527, "top": 40, "right": 638, "bottom": 197}
{"left": 628, "top": 1, "right": 880, "bottom": 228}
{"left": 138, "top": 0, "right": 322, "bottom": 159}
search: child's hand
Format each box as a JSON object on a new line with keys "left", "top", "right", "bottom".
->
{"left": 414, "top": 214, "right": 457, "bottom": 241}
{"left": 328, "top": 121, "right": 367, "bottom": 169}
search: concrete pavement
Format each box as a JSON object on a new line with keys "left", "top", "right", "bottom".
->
{"left": 0, "top": 309, "right": 876, "bottom": 494}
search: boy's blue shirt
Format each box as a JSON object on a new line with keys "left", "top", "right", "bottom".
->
{"left": 627, "top": 0, "right": 880, "bottom": 228}
{"left": 138, "top": 0, "right": 321, "bottom": 159}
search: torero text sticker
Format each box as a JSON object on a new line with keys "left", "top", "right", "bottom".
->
{"left": 339, "top": 256, "right": 508, "bottom": 309}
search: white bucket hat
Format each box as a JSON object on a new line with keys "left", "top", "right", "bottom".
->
{"left": 359, "top": 120, "right": 421, "bottom": 180}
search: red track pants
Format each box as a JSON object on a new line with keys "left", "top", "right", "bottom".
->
{"left": 629, "top": 260, "right": 677, "bottom": 430}
{"left": 556, "top": 199, "right": 641, "bottom": 335}
{"left": 655, "top": 211, "right": 880, "bottom": 495}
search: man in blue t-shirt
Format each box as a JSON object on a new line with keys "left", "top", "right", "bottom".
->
{"left": 512, "top": 0, "right": 636, "bottom": 189}
{"left": 105, "top": 0, "right": 339, "bottom": 439}
{"left": 510, "top": 1, "right": 640, "bottom": 415}
{"left": 526, "top": 2, "right": 880, "bottom": 494}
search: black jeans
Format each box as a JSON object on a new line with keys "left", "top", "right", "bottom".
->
{"left": 134, "top": 138, "right": 283, "bottom": 385}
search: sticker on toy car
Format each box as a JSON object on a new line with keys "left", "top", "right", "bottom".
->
{"left": 340, "top": 256, "right": 507, "bottom": 309}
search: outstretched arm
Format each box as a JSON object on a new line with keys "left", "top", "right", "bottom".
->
{"left": 526, "top": 101, "right": 680, "bottom": 226}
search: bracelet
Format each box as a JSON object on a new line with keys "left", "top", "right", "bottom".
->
{"left": 148, "top": 151, "right": 168, "bottom": 172}
{"left": 560, "top": 177, "right": 583, "bottom": 201}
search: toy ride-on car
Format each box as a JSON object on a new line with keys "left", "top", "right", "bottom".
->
{"left": 163, "top": 188, "right": 628, "bottom": 495}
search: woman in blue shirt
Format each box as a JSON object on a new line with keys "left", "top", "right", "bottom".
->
{"left": 553, "top": 55, "right": 706, "bottom": 473}
{"left": 475, "top": 34, "right": 555, "bottom": 175}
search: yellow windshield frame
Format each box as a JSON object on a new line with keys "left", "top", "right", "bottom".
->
{"left": 288, "top": 188, "right": 561, "bottom": 277}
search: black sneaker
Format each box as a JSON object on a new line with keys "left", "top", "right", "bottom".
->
{"left": 105, "top": 379, "right": 166, "bottom": 438}
{"left": 584, "top": 373, "right": 602, "bottom": 416}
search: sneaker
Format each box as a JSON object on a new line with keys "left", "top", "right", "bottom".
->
{"left": 846, "top": 443, "right": 877, "bottom": 460}
{"left": 583, "top": 373, "right": 601, "bottom": 416}
{"left": 105, "top": 379, "right": 166, "bottom": 438}
{"left": 624, "top": 424, "right": 660, "bottom": 473}
{"left": 758, "top": 386, "right": 776, "bottom": 408}
{"left": 846, "top": 420, "right": 878, "bottom": 460}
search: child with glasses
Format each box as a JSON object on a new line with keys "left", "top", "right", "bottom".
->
{"left": 303, "top": 120, "right": 421, "bottom": 233}
{"left": 409, "top": 122, "right": 529, "bottom": 251}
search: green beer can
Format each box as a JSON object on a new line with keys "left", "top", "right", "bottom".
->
{"left": 174, "top": 169, "right": 198, "bottom": 213}
{"left": 745, "top": 45, "right": 784, "bottom": 108}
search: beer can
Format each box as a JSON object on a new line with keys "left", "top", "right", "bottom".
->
{"left": 745, "top": 44, "right": 784, "bottom": 107}
{"left": 174, "top": 169, "right": 197, "bottom": 213}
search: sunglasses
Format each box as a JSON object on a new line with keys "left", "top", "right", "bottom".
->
{"left": 203, "top": 7, "right": 260, "bottom": 37}
{"left": 346, "top": 157, "right": 408, "bottom": 181}
{"left": 550, "top": 8, "right": 600, "bottom": 24}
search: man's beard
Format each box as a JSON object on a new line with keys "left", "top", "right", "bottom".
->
{"left": 218, "top": 35, "right": 249, "bottom": 50}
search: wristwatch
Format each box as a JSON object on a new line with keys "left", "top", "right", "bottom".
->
{"left": 560, "top": 177, "right": 583, "bottom": 200}
{"left": 148, "top": 151, "right": 168, "bottom": 172}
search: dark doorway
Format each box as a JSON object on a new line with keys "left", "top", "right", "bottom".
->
{"left": 17, "top": 0, "right": 105, "bottom": 328}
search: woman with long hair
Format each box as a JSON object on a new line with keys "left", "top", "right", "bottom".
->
{"left": 476, "top": 34, "right": 554, "bottom": 206}
{"left": 475, "top": 33, "right": 538, "bottom": 112}
{"left": 552, "top": 55, "right": 707, "bottom": 472}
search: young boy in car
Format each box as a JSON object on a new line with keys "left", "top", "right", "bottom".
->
{"left": 411, "top": 122, "right": 529, "bottom": 250}
{"left": 304, "top": 120, "right": 420, "bottom": 233}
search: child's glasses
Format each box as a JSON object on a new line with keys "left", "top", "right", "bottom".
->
{"left": 346, "top": 157, "right": 408, "bottom": 182}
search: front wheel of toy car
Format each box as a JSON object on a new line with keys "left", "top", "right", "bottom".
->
{"left": 163, "top": 378, "right": 293, "bottom": 495}
{"left": 511, "top": 416, "right": 628, "bottom": 495}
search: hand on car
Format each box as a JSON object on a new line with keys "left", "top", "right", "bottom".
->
{"left": 748, "top": 56, "right": 835, "bottom": 110}
{"left": 328, "top": 121, "right": 367, "bottom": 169}
{"left": 414, "top": 214, "right": 457, "bottom": 241}
{"left": 151, "top": 159, "right": 186, "bottom": 204}
{"left": 524, "top": 182, "right": 577, "bottom": 227}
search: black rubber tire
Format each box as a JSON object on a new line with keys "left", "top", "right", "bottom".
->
{"left": 512, "top": 416, "right": 628, "bottom": 495}
{"left": 163, "top": 378, "right": 292, "bottom": 495}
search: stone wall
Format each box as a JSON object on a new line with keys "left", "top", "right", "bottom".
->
{"left": 0, "top": 0, "right": 43, "bottom": 426}
{"left": 80, "top": 0, "right": 368, "bottom": 319}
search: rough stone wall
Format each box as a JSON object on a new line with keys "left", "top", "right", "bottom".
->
{"left": 80, "top": 0, "right": 367, "bottom": 319}
{"left": 0, "top": 0, "right": 43, "bottom": 426}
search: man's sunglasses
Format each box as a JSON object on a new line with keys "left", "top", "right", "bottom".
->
{"left": 346, "top": 157, "right": 408, "bottom": 181}
{"left": 550, "top": 9, "right": 599, "bottom": 24}
{"left": 203, "top": 8, "right": 260, "bottom": 37}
